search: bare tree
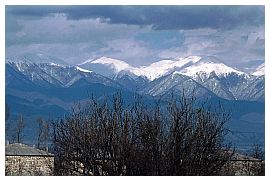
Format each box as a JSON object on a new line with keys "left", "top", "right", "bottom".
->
{"left": 13, "top": 114, "right": 25, "bottom": 143}
{"left": 36, "top": 117, "right": 50, "bottom": 149}
{"left": 156, "top": 96, "right": 230, "bottom": 175}
{"left": 5, "top": 103, "right": 11, "bottom": 141}
{"left": 52, "top": 92, "right": 233, "bottom": 176}
{"left": 250, "top": 144, "right": 264, "bottom": 160}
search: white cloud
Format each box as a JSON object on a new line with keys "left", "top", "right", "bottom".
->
{"left": 157, "top": 26, "right": 264, "bottom": 66}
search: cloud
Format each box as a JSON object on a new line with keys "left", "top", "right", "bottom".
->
{"left": 99, "top": 38, "right": 158, "bottom": 66}
{"left": 5, "top": 6, "right": 265, "bottom": 68}
{"left": 6, "top": 13, "right": 148, "bottom": 46}
{"left": 158, "top": 26, "right": 265, "bottom": 66}
{"left": 6, "top": 6, "right": 264, "bottom": 30}
{"left": 135, "top": 30, "right": 185, "bottom": 50}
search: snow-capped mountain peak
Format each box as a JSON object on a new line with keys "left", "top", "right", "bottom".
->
{"left": 6, "top": 53, "right": 265, "bottom": 104}
{"left": 116, "top": 56, "right": 201, "bottom": 81}
{"left": 78, "top": 55, "right": 258, "bottom": 81}
{"left": 252, "top": 63, "right": 265, "bottom": 76}
{"left": 175, "top": 57, "right": 245, "bottom": 78}
{"left": 132, "top": 56, "right": 201, "bottom": 80}
{"left": 90, "top": 56, "right": 131, "bottom": 72}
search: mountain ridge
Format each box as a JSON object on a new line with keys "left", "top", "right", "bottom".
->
{"left": 6, "top": 54, "right": 265, "bottom": 102}
{"left": 5, "top": 54, "right": 265, "bottom": 147}
{"left": 78, "top": 55, "right": 264, "bottom": 81}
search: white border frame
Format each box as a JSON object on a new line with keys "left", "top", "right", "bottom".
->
{"left": 1, "top": 0, "right": 268, "bottom": 180}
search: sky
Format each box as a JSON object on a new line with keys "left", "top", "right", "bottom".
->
{"left": 5, "top": 5, "right": 265, "bottom": 67}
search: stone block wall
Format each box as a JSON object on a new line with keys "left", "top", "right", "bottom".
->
{"left": 5, "top": 155, "right": 54, "bottom": 176}
{"left": 221, "top": 160, "right": 264, "bottom": 176}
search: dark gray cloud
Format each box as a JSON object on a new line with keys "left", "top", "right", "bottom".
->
{"left": 6, "top": 5, "right": 264, "bottom": 31}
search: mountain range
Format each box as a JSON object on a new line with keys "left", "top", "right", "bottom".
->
{"left": 79, "top": 55, "right": 265, "bottom": 101}
{"left": 5, "top": 53, "right": 265, "bottom": 149}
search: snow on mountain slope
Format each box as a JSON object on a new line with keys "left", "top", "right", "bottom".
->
{"left": 80, "top": 56, "right": 202, "bottom": 81}
{"left": 7, "top": 62, "right": 64, "bottom": 87}
{"left": 79, "top": 55, "right": 252, "bottom": 81}
{"left": 76, "top": 66, "right": 92, "bottom": 73}
{"left": 132, "top": 56, "right": 201, "bottom": 80}
{"left": 252, "top": 63, "right": 265, "bottom": 76}
{"left": 6, "top": 61, "right": 122, "bottom": 89}
{"left": 86, "top": 56, "right": 131, "bottom": 72}
{"left": 166, "top": 57, "right": 265, "bottom": 101}
{"left": 175, "top": 57, "right": 245, "bottom": 78}
{"left": 141, "top": 72, "right": 216, "bottom": 99}
{"left": 79, "top": 56, "right": 135, "bottom": 78}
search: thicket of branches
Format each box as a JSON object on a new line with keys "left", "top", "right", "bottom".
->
{"left": 52, "top": 92, "right": 233, "bottom": 176}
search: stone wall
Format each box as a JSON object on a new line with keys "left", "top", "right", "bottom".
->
{"left": 221, "top": 160, "right": 264, "bottom": 176}
{"left": 5, "top": 155, "right": 54, "bottom": 176}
